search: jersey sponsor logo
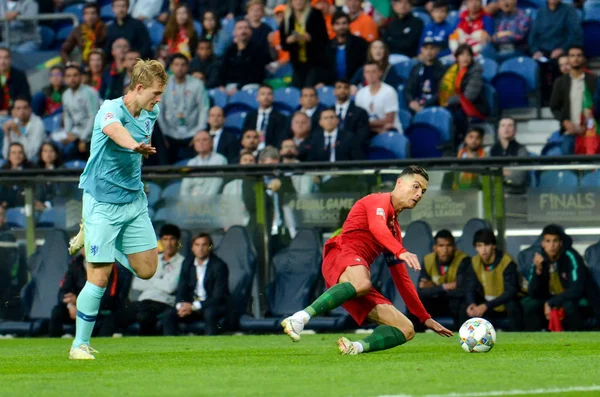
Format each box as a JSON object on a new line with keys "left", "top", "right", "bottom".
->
{"left": 104, "top": 112, "right": 114, "bottom": 122}
{"left": 90, "top": 245, "right": 99, "bottom": 256}
{"left": 376, "top": 208, "right": 385, "bottom": 218}
{"left": 355, "top": 258, "right": 362, "bottom": 262}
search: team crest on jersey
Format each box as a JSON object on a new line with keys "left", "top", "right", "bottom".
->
{"left": 376, "top": 208, "right": 385, "bottom": 218}
{"left": 144, "top": 120, "right": 151, "bottom": 134}
{"left": 104, "top": 112, "right": 114, "bottom": 122}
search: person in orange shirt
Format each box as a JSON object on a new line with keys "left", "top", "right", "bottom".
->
{"left": 346, "top": 0, "right": 379, "bottom": 42}
{"left": 267, "top": 4, "right": 291, "bottom": 75}
{"left": 312, "top": 0, "right": 336, "bottom": 39}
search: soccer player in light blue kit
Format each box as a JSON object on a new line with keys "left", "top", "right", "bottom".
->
{"left": 68, "top": 59, "right": 168, "bottom": 359}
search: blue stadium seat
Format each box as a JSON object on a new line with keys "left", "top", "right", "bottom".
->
{"left": 542, "top": 144, "right": 564, "bottom": 157}
{"left": 6, "top": 207, "right": 26, "bottom": 228}
{"left": 153, "top": 207, "right": 170, "bottom": 223}
{"left": 524, "top": 7, "right": 538, "bottom": 21}
{"left": 583, "top": 21, "right": 600, "bottom": 58}
{"left": 403, "top": 220, "right": 434, "bottom": 264}
{"left": 209, "top": 89, "right": 228, "bottom": 109}
{"left": 144, "top": 181, "right": 162, "bottom": 208}
{"left": 396, "top": 84, "right": 407, "bottom": 110}
{"left": 456, "top": 218, "right": 492, "bottom": 257}
{"left": 584, "top": 241, "right": 600, "bottom": 287}
{"left": 538, "top": 170, "right": 579, "bottom": 188}
{"left": 398, "top": 108, "right": 412, "bottom": 131}
{"left": 499, "top": 57, "right": 538, "bottom": 91}
{"left": 37, "top": 208, "right": 57, "bottom": 227}
{"left": 56, "top": 25, "right": 74, "bottom": 42}
{"left": 175, "top": 157, "right": 193, "bottom": 166}
{"left": 38, "top": 26, "right": 55, "bottom": 50}
{"left": 528, "top": 151, "right": 539, "bottom": 187}
{"left": 63, "top": 160, "right": 86, "bottom": 169}
{"left": 317, "top": 86, "right": 335, "bottom": 107}
{"left": 263, "top": 16, "right": 278, "bottom": 30}
{"left": 413, "top": 10, "right": 432, "bottom": 25}
{"left": 31, "top": 92, "right": 46, "bottom": 116}
{"left": 388, "top": 54, "right": 411, "bottom": 65}
{"left": 581, "top": 171, "right": 600, "bottom": 187}
{"left": 272, "top": 62, "right": 293, "bottom": 79}
{"left": 517, "top": 244, "right": 537, "bottom": 280}
{"left": 145, "top": 19, "right": 165, "bottom": 47}
{"left": 226, "top": 90, "right": 258, "bottom": 114}
{"left": 446, "top": 10, "right": 459, "bottom": 27}
{"left": 392, "top": 60, "right": 416, "bottom": 84}
{"left": 100, "top": 4, "right": 115, "bottom": 21}
{"left": 274, "top": 87, "right": 300, "bottom": 114}
{"left": 43, "top": 112, "right": 62, "bottom": 134}
{"left": 584, "top": 1, "right": 600, "bottom": 21}
{"left": 493, "top": 57, "right": 538, "bottom": 111}
{"left": 220, "top": 17, "right": 235, "bottom": 35}
{"left": 64, "top": 3, "right": 84, "bottom": 22}
{"left": 368, "top": 131, "right": 409, "bottom": 159}
{"left": 193, "top": 20, "right": 203, "bottom": 36}
{"left": 223, "top": 111, "right": 247, "bottom": 134}
{"left": 482, "top": 83, "right": 498, "bottom": 119}
{"left": 412, "top": 106, "right": 453, "bottom": 141}
{"left": 160, "top": 181, "right": 182, "bottom": 198}
{"left": 404, "top": 122, "right": 444, "bottom": 158}
{"left": 479, "top": 57, "right": 498, "bottom": 82}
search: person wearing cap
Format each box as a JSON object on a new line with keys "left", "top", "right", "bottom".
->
{"left": 405, "top": 37, "right": 446, "bottom": 114}
{"left": 267, "top": 4, "right": 291, "bottom": 72}
{"left": 116, "top": 224, "right": 185, "bottom": 335}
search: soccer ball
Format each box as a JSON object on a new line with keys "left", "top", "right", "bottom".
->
{"left": 459, "top": 318, "right": 496, "bottom": 353}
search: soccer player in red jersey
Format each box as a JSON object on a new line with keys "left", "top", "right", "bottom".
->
{"left": 281, "top": 165, "right": 453, "bottom": 354}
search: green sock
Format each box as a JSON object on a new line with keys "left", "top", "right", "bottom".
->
{"left": 304, "top": 282, "right": 357, "bottom": 317}
{"left": 358, "top": 325, "right": 407, "bottom": 353}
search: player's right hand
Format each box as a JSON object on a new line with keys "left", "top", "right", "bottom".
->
{"left": 133, "top": 142, "right": 157, "bottom": 157}
{"left": 398, "top": 251, "right": 421, "bottom": 271}
{"left": 424, "top": 318, "right": 453, "bottom": 337}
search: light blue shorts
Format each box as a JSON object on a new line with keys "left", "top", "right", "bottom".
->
{"left": 82, "top": 191, "right": 157, "bottom": 263}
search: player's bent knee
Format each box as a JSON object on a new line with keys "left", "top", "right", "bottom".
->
{"left": 399, "top": 323, "right": 415, "bottom": 341}
{"left": 350, "top": 279, "right": 372, "bottom": 296}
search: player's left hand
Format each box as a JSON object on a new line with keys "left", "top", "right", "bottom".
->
{"left": 133, "top": 142, "right": 157, "bottom": 157}
{"left": 424, "top": 318, "right": 453, "bottom": 337}
{"left": 398, "top": 251, "right": 421, "bottom": 271}
{"left": 544, "top": 302, "right": 551, "bottom": 320}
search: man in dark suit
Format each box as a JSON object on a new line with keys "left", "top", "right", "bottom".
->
{"left": 308, "top": 108, "right": 364, "bottom": 162}
{"left": 242, "top": 85, "right": 289, "bottom": 149}
{"left": 297, "top": 87, "right": 326, "bottom": 131}
{"left": 163, "top": 233, "right": 230, "bottom": 336}
{"left": 333, "top": 79, "right": 370, "bottom": 157}
{"left": 290, "top": 112, "right": 312, "bottom": 161}
{"left": 208, "top": 106, "right": 239, "bottom": 163}
{"left": 326, "top": 11, "right": 368, "bottom": 84}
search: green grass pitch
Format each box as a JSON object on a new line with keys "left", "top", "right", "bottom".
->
{"left": 1, "top": 333, "right": 599, "bottom": 397}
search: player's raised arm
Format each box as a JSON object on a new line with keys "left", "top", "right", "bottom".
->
{"left": 103, "top": 122, "right": 156, "bottom": 156}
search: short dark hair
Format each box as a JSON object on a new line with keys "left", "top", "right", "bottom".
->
{"left": 258, "top": 84, "right": 273, "bottom": 92}
{"left": 467, "top": 126, "right": 485, "bottom": 139}
{"left": 49, "top": 65, "right": 64, "bottom": 74}
{"left": 83, "top": 3, "right": 100, "bottom": 13}
{"left": 433, "top": 0, "right": 449, "bottom": 9}
{"left": 542, "top": 224, "right": 564, "bottom": 241}
{"left": 454, "top": 43, "right": 474, "bottom": 60}
{"left": 364, "top": 61, "right": 382, "bottom": 71}
{"left": 159, "top": 224, "right": 181, "bottom": 240}
{"left": 473, "top": 228, "right": 497, "bottom": 246}
{"left": 65, "top": 63, "right": 82, "bottom": 73}
{"left": 332, "top": 10, "right": 350, "bottom": 24}
{"left": 399, "top": 165, "right": 429, "bottom": 181}
{"left": 435, "top": 229, "right": 455, "bottom": 245}
{"left": 499, "top": 117, "right": 516, "bottom": 130}
{"left": 11, "top": 96, "right": 30, "bottom": 106}
{"left": 568, "top": 45, "right": 585, "bottom": 55}
{"left": 112, "top": 0, "right": 130, "bottom": 7}
{"left": 192, "top": 232, "right": 214, "bottom": 248}
{"left": 169, "top": 53, "right": 189, "bottom": 65}
{"left": 335, "top": 78, "right": 351, "bottom": 86}
{"left": 197, "top": 38, "right": 212, "bottom": 47}
{"left": 301, "top": 86, "right": 317, "bottom": 96}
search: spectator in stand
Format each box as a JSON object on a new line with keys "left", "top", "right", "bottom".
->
{"left": 158, "top": 53, "right": 210, "bottom": 164}
{"left": 405, "top": 37, "right": 445, "bottom": 114}
{"left": 86, "top": 49, "right": 105, "bottom": 93}
{"left": 180, "top": 131, "right": 228, "bottom": 196}
{"left": 351, "top": 40, "right": 402, "bottom": 93}
{"left": 222, "top": 150, "right": 255, "bottom": 227}
{"left": 34, "top": 141, "right": 64, "bottom": 210}
{"left": 267, "top": 5, "right": 291, "bottom": 75}
{"left": 240, "top": 129, "right": 261, "bottom": 158}
{"left": 298, "top": 87, "right": 326, "bottom": 131}
{"left": 118, "top": 224, "right": 185, "bottom": 335}
{"left": 0, "top": 0, "right": 40, "bottom": 53}
{"left": 200, "top": 10, "right": 233, "bottom": 59}
{"left": 155, "top": 44, "right": 169, "bottom": 68}
{"left": 491, "top": 0, "right": 531, "bottom": 62}
{"left": 99, "top": 38, "right": 130, "bottom": 99}
{"left": 280, "top": 0, "right": 329, "bottom": 88}
{"left": 345, "top": 0, "right": 378, "bottom": 42}
{"left": 2, "top": 97, "right": 45, "bottom": 160}
{"left": 550, "top": 46, "right": 598, "bottom": 155}
{"left": 307, "top": 108, "right": 364, "bottom": 162}
{"left": 439, "top": 44, "right": 488, "bottom": 146}
{"left": 333, "top": 79, "right": 369, "bottom": 155}
{"left": 452, "top": 126, "right": 485, "bottom": 190}
{"left": 247, "top": 0, "right": 273, "bottom": 54}
{"left": 449, "top": 0, "right": 494, "bottom": 57}
{"left": 488, "top": 118, "right": 529, "bottom": 194}
{"left": 354, "top": 62, "right": 402, "bottom": 134}
{"left": 103, "top": 49, "right": 141, "bottom": 100}
{"left": 58, "top": 64, "right": 100, "bottom": 160}
{"left": 130, "top": 0, "right": 164, "bottom": 21}
{"left": 280, "top": 139, "right": 314, "bottom": 194}
{"left": 558, "top": 54, "right": 570, "bottom": 75}
{"left": 326, "top": 11, "right": 368, "bottom": 84}
{"left": 60, "top": 3, "right": 106, "bottom": 64}
{"left": 220, "top": 20, "right": 270, "bottom": 94}
{"left": 189, "top": 40, "right": 220, "bottom": 89}
{"left": 384, "top": 0, "right": 423, "bottom": 58}
{"left": 0, "top": 142, "right": 33, "bottom": 208}
{"left": 0, "top": 48, "right": 31, "bottom": 120}
{"left": 163, "top": 232, "right": 230, "bottom": 336}
{"left": 40, "top": 66, "right": 66, "bottom": 117}
{"left": 162, "top": 4, "right": 198, "bottom": 61}
{"left": 104, "top": 0, "right": 151, "bottom": 59}
{"left": 289, "top": 111, "right": 312, "bottom": 161}
{"left": 312, "top": 0, "right": 336, "bottom": 39}
{"left": 207, "top": 106, "right": 240, "bottom": 164}
{"left": 420, "top": 0, "right": 453, "bottom": 58}
{"left": 529, "top": 0, "right": 583, "bottom": 104}
{"left": 243, "top": 85, "right": 289, "bottom": 149}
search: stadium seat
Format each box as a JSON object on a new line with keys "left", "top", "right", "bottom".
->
{"left": 412, "top": 106, "right": 453, "bottom": 141}
{"left": 38, "top": 26, "right": 55, "bottom": 50}
{"left": 581, "top": 170, "right": 600, "bottom": 187}
{"left": 223, "top": 111, "right": 247, "bottom": 134}
{"left": 388, "top": 54, "right": 411, "bottom": 65}
{"left": 144, "top": 181, "right": 162, "bottom": 208}
{"left": 43, "top": 112, "right": 62, "bottom": 134}
{"left": 193, "top": 20, "right": 203, "bottom": 36}
{"left": 396, "top": 84, "right": 407, "bottom": 110}
{"left": 220, "top": 17, "right": 235, "bottom": 35}
{"left": 404, "top": 122, "right": 445, "bottom": 158}
{"left": 538, "top": 170, "right": 579, "bottom": 188}
{"left": 37, "top": 208, "right": 57, "bottom": 227}
{"left": 446, "top": 10, "right": 459, "bottom": 27}
{"left": 100, "top": 4, "right": 115, "bottom": 21}
{"left": 263, "top": 16, "right": 278, "bottom": 30}
{"left": 56, "top": 25, "right": 74, "bottom": 42}
{"left": 274, "top": 87, "right": 300, "bottom": 114}
{"left": 398, "top": 108, "right": 412, "bottom": 131}
{"left": 64, "top": 4, "right": 84, "bottom": 22}
{"left": 31, "top": 92, "right": 46, "bottom": 116}
{"left": 160, "top": 181, "right": 182, "bottom": 198}
{"left": 175, "top": 157, "right": 193, "bottom": 166}
{"left": 584, "top": 241, "right": 600, "bottom": 287}
{"left": 456, "top": 218, "right": 492, "bottom": 257}
{"left": 523, "top": 7, "right": 538, "bottom": 21}
{"left": 225, "top": 90, "right": 258, "bottom": 114}
{"left": 413, "top": 10, "right": 432, "bottom": 25}
{"left": 479, "top": 57, "right": 498, "bottom": 82}
{"left": 6, "top": 207, "right": 26, "bottom": 228}
{"left": 402, "top": 220, "right": 434, "bottom": 264}
{"left": 316, "top": 86, "right": 335, "bottom": 108}
{"left": 272, "top": 62, "right": 293, "bottom": 79}
{"left": 63, "top": 160, "right": 87, "bottom": 169}
{"left": 145, "top": 20, "right": 165, "bottom": 47}
{"left": 368, "top": 131, "right": 409, "bottom": 159}
{"left": 392, "top": 60, "right": 416, "bottom": 84}
{"left": 584, "top": 1, "right": 600, "bottom": 21}
{"left": 482, "top": 83, "right": 499, "bottom": 120}
{"left": 209, "top": 89, "right": 228, "bottom": 109}
{"left": 583, "top": 21, "right": 600, "bottom": 58}
{"left": 493, "top": 57, "right": 539, "bottom": 111}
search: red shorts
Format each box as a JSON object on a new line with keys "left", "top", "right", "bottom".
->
{"left": 322, "top": 242, "right": 391, "bottom": 326}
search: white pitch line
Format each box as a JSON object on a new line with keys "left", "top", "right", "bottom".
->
{"left": 377, "top": 385, "right": 600, "bottom": 397}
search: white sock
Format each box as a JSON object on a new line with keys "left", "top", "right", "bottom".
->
{"left": 353, "top": 342, "right": 364, "bottom": 353}
{"left": 292, "top": 310, "right": 311, "bottom": 324}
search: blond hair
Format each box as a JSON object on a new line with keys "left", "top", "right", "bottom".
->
{"left": 246, "top": 0, "right": 264, "bottom": 10}
{"left": 129, "top": 59, "right": 168, "bottom": 91}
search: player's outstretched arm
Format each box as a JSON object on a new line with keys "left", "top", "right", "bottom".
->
{"left": 103, "top": 123, "right": 156, "bottom": 157}
{"left": 423, "top": 318, "right": 453, "bottom": 337}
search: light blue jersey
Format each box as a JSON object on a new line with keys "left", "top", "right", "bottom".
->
{"left": 79, "top": 97, "right": 160, "bottom": 204}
